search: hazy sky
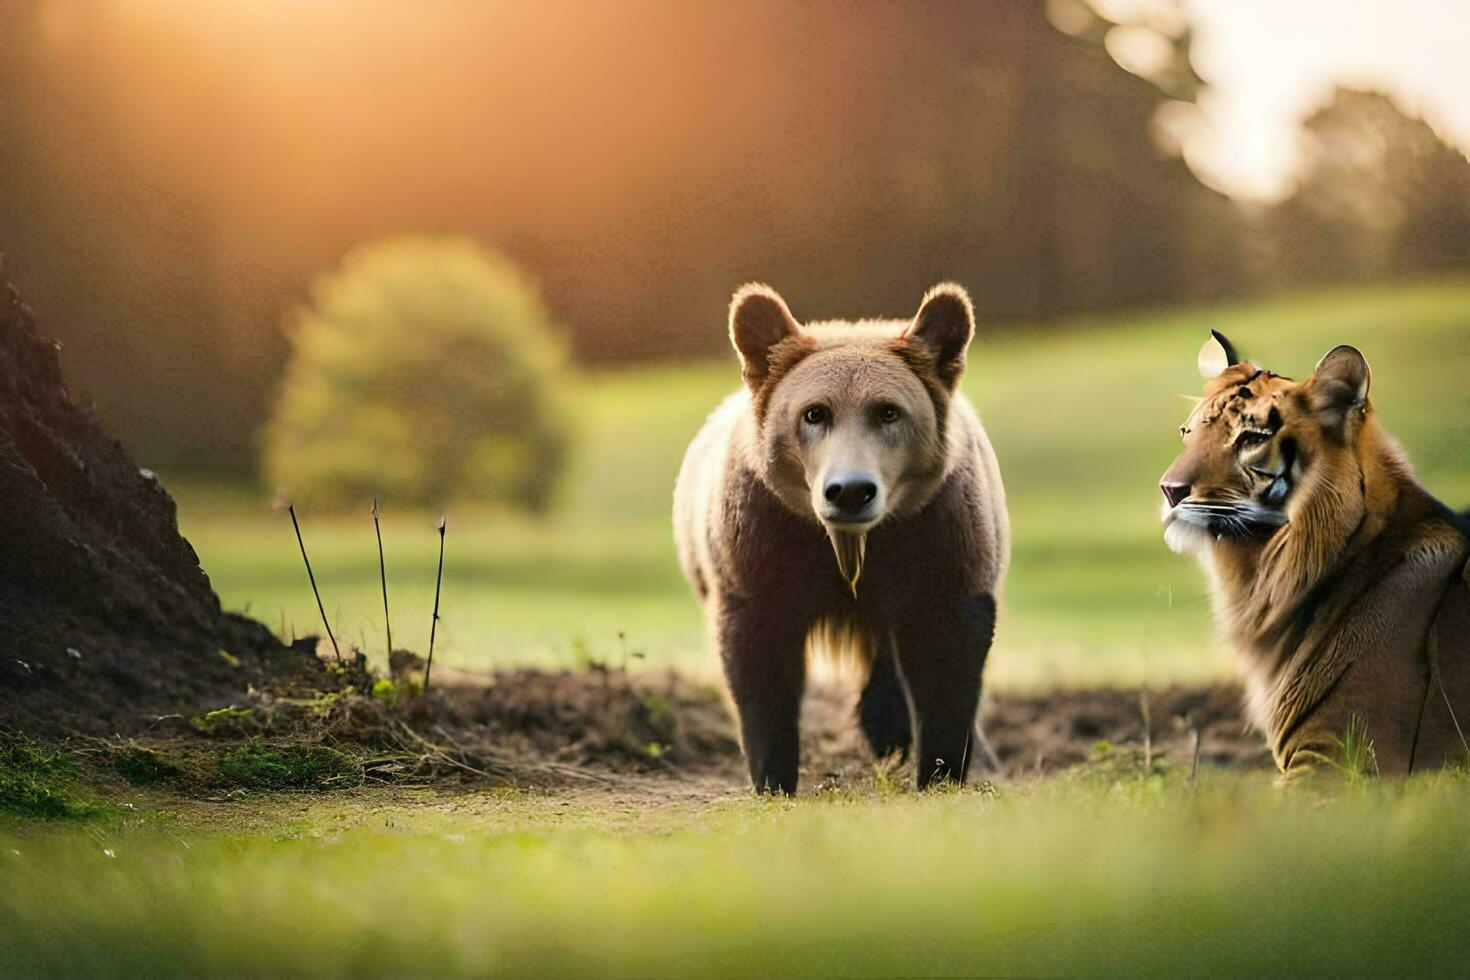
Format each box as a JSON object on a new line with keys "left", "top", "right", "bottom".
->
{"left": 1180, "top": 0, "right": 1470, "bottom": 200}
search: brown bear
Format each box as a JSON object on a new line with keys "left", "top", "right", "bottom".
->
{"left": 673, "top": 283, "right": 1009, "bottom": 793}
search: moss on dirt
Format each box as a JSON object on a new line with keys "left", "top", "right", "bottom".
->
{"left": 190, "top": 706, "right": 265, "bottom": 736}
{"left": 113, "top": 745, "right": 187, "bottom": 787}
{"left": 103, "top": 737, "right": 369, "bottom": 794}
{"left": 0, "top": 731, "right": 94, "bottom": 819}
{"left": 214, "top": 744, "right": 362, "bottom": 791}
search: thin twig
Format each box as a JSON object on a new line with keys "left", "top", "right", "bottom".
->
{"left": 396, "top": 720, "right": 612, "bottom": 785}
{"left": 1427, "top": 631, "right": 1470, "bottom": 760}
{"left": 372, "top": 496, "right": 393, "bottom": 660}
{"left": 972, "top": 718, "right": 1004, "bottom": 775}
{"left": 425, "top": 515, "right": 446, "bottom": 694}
{"left": 392, "top": 720, "right": 495, "bottom": 779}
{"left": 1139, "top": 684, "right": 1153, "bottom": 770}
{"left": 1191, "top": 727, "right": 1202, "bottom": 782}
{"left": 288, "top": 503, "right": 339, "bottom": 660}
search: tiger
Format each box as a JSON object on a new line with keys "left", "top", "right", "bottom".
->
{"left": 1159, "top": 330, "right": 1470, "bottom": 778}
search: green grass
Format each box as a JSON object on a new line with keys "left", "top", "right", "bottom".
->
{"left": 8, "top": 770, "right": 1470, "bottom": 975}
{"left": 0, "top": 731, "right": 94, "bottom": 819}
{"left": 174, "top": 278, "right": 1470, "bottom": 690}
{"left": 213, "top": 744, "right": 362, "bottom": 791}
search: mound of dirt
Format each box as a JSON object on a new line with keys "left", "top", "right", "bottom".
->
{"left": 0, "top": 278, "right": 322, "bottom": 735}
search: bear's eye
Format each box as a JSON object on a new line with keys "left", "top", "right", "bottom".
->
{"left": 802, "top": 405, "right": 830, "bottom": 426}
{"left": 876, "top": 404, "right": 902, "bottom": 425}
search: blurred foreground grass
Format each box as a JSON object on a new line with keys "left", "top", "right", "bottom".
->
{"left": 7, "top": 769, "right": 1470, "bottom": 976}
{"left": 175, "top": 279, "right": 1470, "bottom": 690}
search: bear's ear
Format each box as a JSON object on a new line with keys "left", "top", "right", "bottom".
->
{"left": 1307, "top": 344, "right": 1371, "bottom": 434}
{"left": 729, "top": 283, "right": 800, "bottom": 391}
{"left": 1197, "top": 329, "right": 1239, "bottom": 380}
{"left": 904, "top": 283, "right": 974, "bottom": 389}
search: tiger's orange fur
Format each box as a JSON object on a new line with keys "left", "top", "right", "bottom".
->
{"left": 1161, "top": 336, "right": 1470, "bottom": 777}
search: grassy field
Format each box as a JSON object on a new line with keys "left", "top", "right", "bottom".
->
{"left": 8, "top": 279, "right": 1470, "bottom": 977}
{"left": 176, "top": 278, "right": 1470, "bottom": 690}
{"left": 8, "top": 767, "right": 1470, "bottom": 976}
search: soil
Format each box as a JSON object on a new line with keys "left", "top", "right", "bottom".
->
{"left": 358, "top": 656, "right": 1271, "bottom": 789}
{"left": 508, "top": 668, "right": 1275, "bottom": 784}
{"left": 136, "top": 660, "right": 1269, "bottom": 794}
{"left": 0, "top": 278, "right": 325, "bottom": 736}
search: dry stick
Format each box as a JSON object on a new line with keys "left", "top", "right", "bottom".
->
{"left": 288, "top": 503, "right": 340, "bottom": 661}
{"left": 1191, "top": 727, "right": 1203, "bottom": 782}
{"left": 972, "top": 719, "right": 1004, "bottom": 775}
{"left": 372, "top": 496, "right": 393, "bottom": 660}
{"left": 1139, "top": 684, "right": 1153, "bottom": 770}
{"left": 424, "top": 515, "right": 446, "bottom": 695}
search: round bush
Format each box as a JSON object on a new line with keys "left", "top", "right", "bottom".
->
{"left": 263, "top": 238, "right": 571, "bottom": 512}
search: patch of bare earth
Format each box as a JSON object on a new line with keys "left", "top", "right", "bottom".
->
{"left": 119, "top": 658, "right": 1267, "bottom": 802}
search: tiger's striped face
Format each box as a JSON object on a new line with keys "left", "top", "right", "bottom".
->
{"left": 1159, "top": 333, "right": 1371, "bottom": 556}
{"left": 1161, "top": 364, "right": 1297, "bottom": 555}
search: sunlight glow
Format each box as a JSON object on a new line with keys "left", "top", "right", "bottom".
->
{"left": 1181, "top": 0, "right": 1470, "bottom": 200}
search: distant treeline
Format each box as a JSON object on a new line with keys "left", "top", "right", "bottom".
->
{"left": 0, "top": 1, "right": 1467, "bottom": 472}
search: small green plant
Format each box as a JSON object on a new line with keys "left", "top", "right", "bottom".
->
{"left": 1338, "top": 713, "right": 1380, "bottom": 783}
{"left": 372, "top": 678, "right": 416, "bottom": 705}
{"left": 214, "top": 744, "right": 362, "bottom": 791}
{"left": 190, "top": 706, "right": 262, "bottom": 736}
{"left": 871, "top": 756, "right": 905, "bottom": 796}
{"left": 639, "top": 693, "right": 677, "bottom": 746}
{"left": 0, "top": 731, "right": 93, "bottom": 819}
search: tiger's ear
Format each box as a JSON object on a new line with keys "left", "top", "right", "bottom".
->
{"left": 729, "top": 284, "right": 801, "bottom": 391}
{"left": 904, "top": 282, "right": 975, "bottom": 389}
{"left": 1308, "top": 345, "right": 1370, "bottom": 432}
{"left": 1197, "top": 329, "right": 1239, "bottom": 380}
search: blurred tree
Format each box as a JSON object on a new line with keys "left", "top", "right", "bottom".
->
{"left": 262, "top": 239, "right": 570, "bottom": 512}
{"left": 1263, "top": 89, "right": 1470, "bottom": 284}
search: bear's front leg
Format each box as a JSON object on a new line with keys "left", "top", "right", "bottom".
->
{"left": 893, "top": 593, "right": 997, "bottom": 789}
{"left": 716, "top": 595, "right": 808, "bottom": 794}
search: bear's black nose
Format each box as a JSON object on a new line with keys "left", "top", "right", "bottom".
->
{"left": 1160, "top": 482, "right": 1191, "bottom": 508}
{"left": 824, "top": 474, "right": 879, "bottom": 519}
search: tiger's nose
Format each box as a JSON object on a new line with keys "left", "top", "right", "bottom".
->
{"left": 1160, "top": 482, "right": 1191, "bottom": 508}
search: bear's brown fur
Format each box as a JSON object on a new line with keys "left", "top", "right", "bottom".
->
{"left": 673, "top": 283, "right": 1009, "bottom": 793}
